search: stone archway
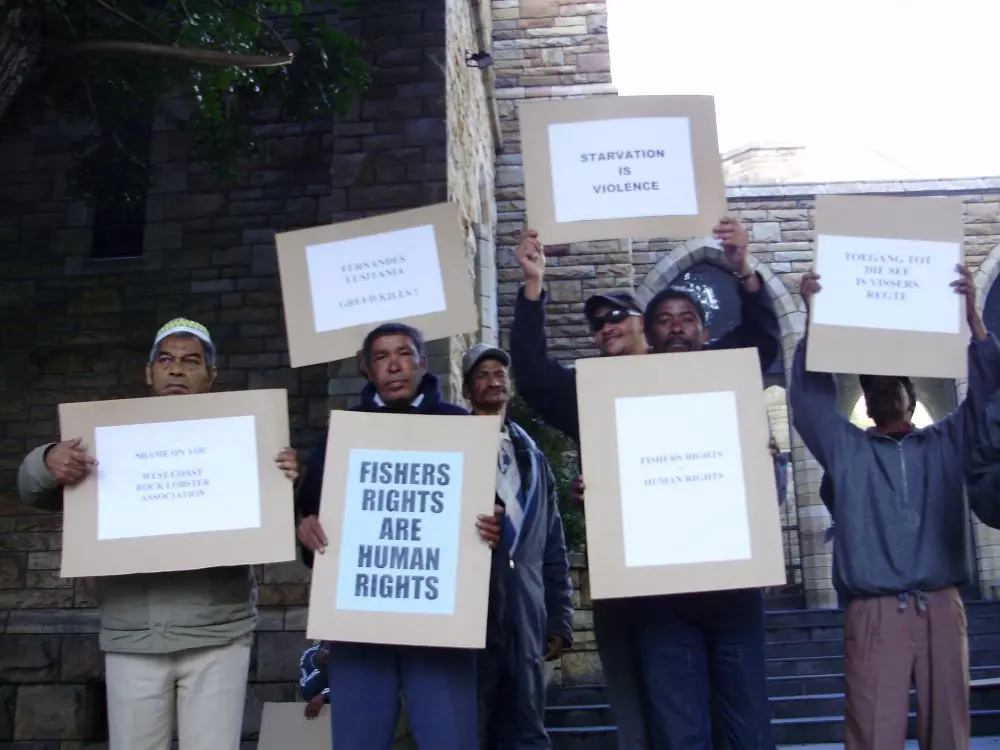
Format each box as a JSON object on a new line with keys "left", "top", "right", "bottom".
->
{"left": 635, "top": 238, "right": 837, "bottom": 608}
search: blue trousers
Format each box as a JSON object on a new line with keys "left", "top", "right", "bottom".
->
{"left": 593, "top": 597, "right": 651, "bottom": 749}
{"left": 637, "top": 588, "right": 774, "bottom": 750}
{"left": 326, "top": 641, "right": 477, "bottom": 750}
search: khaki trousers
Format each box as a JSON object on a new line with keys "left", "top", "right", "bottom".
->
{"left": 105, "top": 636, "right": 252, "bottom": 750}
{"left": 844, "top": 587, "right": 969, "bottom": 750}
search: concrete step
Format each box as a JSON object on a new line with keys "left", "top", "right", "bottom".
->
{"left": 545, "top": 710, "right": 1000, "bottom": 748}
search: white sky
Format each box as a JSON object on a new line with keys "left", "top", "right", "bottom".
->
{"left": 607, "top": 0, "right": 1000, "bottom": 181}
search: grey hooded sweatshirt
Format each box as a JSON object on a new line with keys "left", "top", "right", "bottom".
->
{"left": 789, "top": 334, "right": 1000, "bottom": 598}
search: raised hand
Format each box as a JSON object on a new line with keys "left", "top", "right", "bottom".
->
{"left": 44, "top": 438, "right": 97, "bottom": 486}
{"left": 515, "top": 229, "right": 546, "bottom": 300}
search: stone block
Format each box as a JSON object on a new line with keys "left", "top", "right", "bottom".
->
{"left": 0, "top": 636, "right": 60, "bottom": 683}
{"left": 520, "top": 0, "right": 560, "bottom": 19}
{"left": 0, "top": 554, "right": 24, "bottom": 589}
{"left": 254, "top": 631, "right": 311, "bottom": 682}
{"left": 14, "top": 684, "right": 100, "bottom": 740}
{"left": 59, "top": 636, "right": 104, "bottom": 682}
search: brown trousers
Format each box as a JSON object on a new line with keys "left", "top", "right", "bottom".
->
{"left": 844, "top": 587, "right": 969, "bottom": 750}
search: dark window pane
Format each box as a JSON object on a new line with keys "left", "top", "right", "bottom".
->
{"left": 91, "top": 200, "right": 146, "bottom": 259}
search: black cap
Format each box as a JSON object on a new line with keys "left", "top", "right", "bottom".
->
{"left": 643, "top": 287, "right": 707, "bottom": 332}
{"left": 583, "top": 290, "right": 643, "bottom": 323}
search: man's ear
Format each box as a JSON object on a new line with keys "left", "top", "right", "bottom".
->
{"left": 207, "top": 367, "right": 218, "bottom": 389}
{"left": 145, "top": 364, "right": 153, "bottom": 387}
{"left": 702, "top": 325, "right": 712, "bottom": 340}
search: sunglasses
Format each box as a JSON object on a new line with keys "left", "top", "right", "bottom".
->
{"left": 590, "top": 308, "right": 640, "bottom": 333}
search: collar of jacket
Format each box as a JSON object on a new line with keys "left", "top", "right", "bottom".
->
{"left": 358, "top": 373, "right": 444, "bottom": 412}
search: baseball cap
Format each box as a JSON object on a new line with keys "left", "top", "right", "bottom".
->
{"left": 462, "top": 343, "right": 510, "bottom": 384}
{"left": 149, "top": 318, "right": 215, "bottom": 364}
{"left": 583, "top": 290, "right": 643, "bottom": 323}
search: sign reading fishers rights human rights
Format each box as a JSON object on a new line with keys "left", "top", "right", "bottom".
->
{"left": 335, "top": 449, "right": 463, "bottom": 615}
{"left": 547, "top": 117, "right": 699, "bottom": 224}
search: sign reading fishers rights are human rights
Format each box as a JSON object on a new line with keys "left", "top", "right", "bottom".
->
{"left": 334, "top": 449, "right": 463, "bottom": 615}
{"left": 519, "top": 95, "right": 727, "bottom": 244}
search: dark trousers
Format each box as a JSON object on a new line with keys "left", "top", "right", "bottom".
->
{"left": 326, "top": 641, "right": 477, "bottom": 750}
{"left": 478, "top": 648, "right": 549, "bottom": 750}
{"left": 637, "top": 588, "right": 774, "bottom": 750}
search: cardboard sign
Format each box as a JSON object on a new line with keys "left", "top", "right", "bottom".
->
{"left": 58, "top": 389, "right": 295, "bottom": 578}
{"left": 518, "top": 95, "right": 727, "bottom": 244}
{"left": 307, "top": 411, "right": 500, "bottom": 648}
{"left": 257, "top": 703, "right": 330, "bottom": 750}
{"left": 807, "top": 194, "right": 968, "bottom": 378}
{"left": 276, "top": 203, "right": 478, "bottom": 368}
{"left": 576, "top": 348, "right": 785, "bottom": 599}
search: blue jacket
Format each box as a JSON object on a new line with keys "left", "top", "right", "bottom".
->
{"left": 295, "top": 372, "right": 468, "bottom": 568}
{"left": 480, "top": 419, "right": 573, "bottom": 748}
{"left": 789, "top": 334, "right": 1000, "bottom": 598}
{"left": 299, "top": 643, "right": 329, "bottom": 702}
{"left": 509, "top": 280, "right": 781, "bottom": 444}
{"left": 966, "top": 392, "right": 1000, "bottom": 529}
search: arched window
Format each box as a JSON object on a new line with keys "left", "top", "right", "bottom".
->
{"left": 671, "top": 261, "right": 785, "bottom": 378}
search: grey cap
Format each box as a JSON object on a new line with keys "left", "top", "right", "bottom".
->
{"left": 462, "top": 343, "right": 510, "bottom": 384}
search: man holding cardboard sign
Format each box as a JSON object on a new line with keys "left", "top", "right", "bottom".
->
{"left": 16, "top": 318, "right": 300, "bottom": 750}
{"left": 296, "top": 322, "right": 503, "bottom": 750}
{"left": 510, "top": 221, "right": 780, "bottom": 750}
{"left": 791, "top": 267, "right": 1000, "bottom": 750}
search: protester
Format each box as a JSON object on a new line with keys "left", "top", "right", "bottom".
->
{"left": 461, "top": 343, "right": 574, "bottom": 750}
{"left": 295, "top": 322, "right": 502, "bottom": 750}
{"left": 967, "top": 391, "right": 1000, "bottom": 528}
{"left": 16, "top": 318, "right": 299, "bottom": 750}
{"left": 790, "top": 266, "right": 1000, "bottom": 750}
{"left": 770, "top": 436, "right": 788, "bottom": 506}
{"left": 510, "top": 219, "right": 780, "bottom": 750}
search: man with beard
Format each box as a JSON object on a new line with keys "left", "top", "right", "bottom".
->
{"left": 16, "top": 318, "right": 300, "bottom": 750}
{"left": 462, "top": 343, "right": 573, "bottom": 750}
{"left": 791, "top": 267, "right": 1000, "bottom": 750}
{"left": 510, "top": 219, "right": 780, "bottom": 750}
{"left": 295, "top": 322, "right": 502, "bottom": 750}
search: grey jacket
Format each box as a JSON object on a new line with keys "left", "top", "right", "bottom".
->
{"left": 789, "top": 335, "right": 1000, "bottom": 598}
{"left": 18, "top": 444, "right": 257, "bottom": 654}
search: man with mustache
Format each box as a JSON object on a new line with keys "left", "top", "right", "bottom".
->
{"left": 462, "top": 343, "right": 574, "bottom": 750}
{"left": 791, "top": 267, "right": 1000, "bottom": 750}
{"left": 295, "top": 322, "right": 503, "bottom": 750}
{"left": 16, "top": 318, "right": 300, "bottom": 750}
{"left": 510, "top": 219, "right": 780, "bottom": 750}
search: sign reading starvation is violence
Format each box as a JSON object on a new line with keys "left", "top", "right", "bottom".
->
{"left": 307, "top": 411, "right": 500, "bottom": 649}
{"left": 575, "top": 347, "right": 785, "bottom": 600}
{"left": 808, "top": 194, "right": 968, "bottom": 379}
{"left": 518, "top": 95, "right": 728, "bottom": 244}
{"left": 275, "top": 203, "right": 478, "bottom": 368}
{"left": 58, "top": 389, "right": 296, "bottom": 578}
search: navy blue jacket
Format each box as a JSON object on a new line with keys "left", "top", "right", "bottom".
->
{"left": 295, "top": 372, "right": 468, "bottom": 568}
{"left": 968, "top": 392, "right": 1000, "bottom": 529}
{"left": 299, "top": 643, "right": 329, "bottom": 702}
{"left": 480, "top": 419, "right": 573, "bottom": 748}
{"left": 509, "top": 280, "right": 781, "bottom": 444}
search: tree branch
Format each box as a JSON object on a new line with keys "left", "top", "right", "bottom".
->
{"left": 57, "top": 40, "right": 294, "bottom": 68}
{"left": 213, "top": 0, "right": 292, "bottom": 56}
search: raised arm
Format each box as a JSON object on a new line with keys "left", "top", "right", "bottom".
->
{"left": 510, "top": 230, "right": 581, "bottom": 442}
{"left": 927, "top": 265, "right": 1000, "bottom": 457}
{"left": 707, "top": 217, "right": 781, "bottom": 371}
{"left": 542, "top": 464, "right": 574, "bottom": 650}
{"left": 788, "top": 272, "right": 861, "bottom": 470}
